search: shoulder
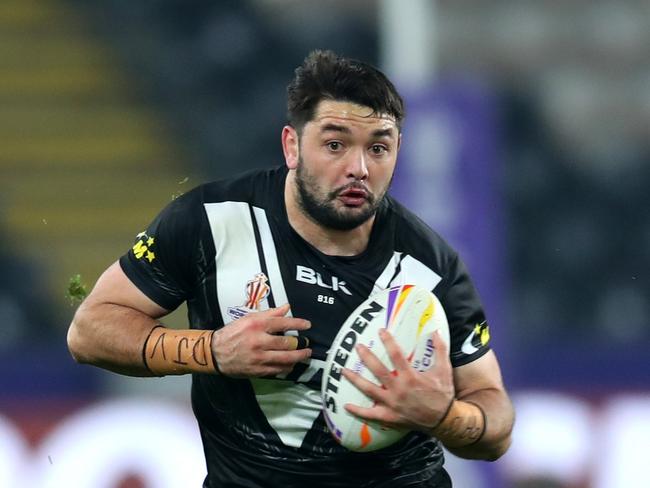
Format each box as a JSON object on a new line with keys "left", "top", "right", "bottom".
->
{"left": 143, "top": 166, "right": 285, "bottom": 240}
{"left": 383, "top": 195, "right": 458, "bottom": 274}
{"left": 199, "top": 166, "right": 286, "bottom": 207}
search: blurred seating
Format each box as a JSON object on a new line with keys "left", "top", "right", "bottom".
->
{"left": 0, "top": 0, "right": 193, "bottom": 338}
{"left": 85, "top": 0, "right": 377, "bottom": 178}
{"left": 436, "top": 0, "right": 650, "bottom": 345}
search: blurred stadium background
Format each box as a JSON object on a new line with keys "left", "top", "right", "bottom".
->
{"left": 1, "top": 0, "right": 648, "bottom": 486}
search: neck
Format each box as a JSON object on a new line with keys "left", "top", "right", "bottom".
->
{"left": 284, "top": 171, "right": 374, "bottom": 256}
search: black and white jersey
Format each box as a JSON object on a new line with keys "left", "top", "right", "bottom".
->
{"left": 120, "top": 166, "right": 491, "bottom": 488}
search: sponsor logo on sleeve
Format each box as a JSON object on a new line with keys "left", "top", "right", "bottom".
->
{"left": 460, "top": 321, "right": 490, "bottom": 355}
{"left": 132, "top": 231, "right": 156, "bottom": 263}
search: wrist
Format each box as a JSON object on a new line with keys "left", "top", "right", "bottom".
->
{"left": 430, "top": 396, "right": 455, "bottom": 430}
{"left": 429, "top": 399, "right": 486, "bottom": 448}
{"left": 143, "top": 326, "right": 219, "bottom": 376}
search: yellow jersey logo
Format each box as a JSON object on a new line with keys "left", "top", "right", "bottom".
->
{"left": 461, "top": 321, "right": 490, "bottom": 355}
{"left": 132, "top": 231, "right": 156, "bottom": 263}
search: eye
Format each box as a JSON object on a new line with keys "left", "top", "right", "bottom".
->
{"left": 327, "top": 141, "right": 343, "bottom": 151}
{"left": 370, "top": 144, "right": 388, "bottom": 155}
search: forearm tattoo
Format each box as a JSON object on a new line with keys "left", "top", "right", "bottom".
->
{"left": 429, "top": 400, "right": 486, "bottom": 447}
{"left": 143, "top": 326, "right": 218, "bottom": 375}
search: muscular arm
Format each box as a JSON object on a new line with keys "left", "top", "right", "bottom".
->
{"left": 67, "top": 261, "right": 312, "bottom": 378}
{"left": 67, "top": 261, "right": 167, "bottom": 376}
{"left": 444, "top": 351, "right": 514, "bottom": 461}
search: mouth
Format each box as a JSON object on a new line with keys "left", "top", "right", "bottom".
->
{"left": 338, "top": 187, "right": 369, "bottom": 207}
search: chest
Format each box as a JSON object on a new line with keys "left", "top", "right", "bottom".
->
{"left": 204, "top": 202, "right": 441, "bottom": 366}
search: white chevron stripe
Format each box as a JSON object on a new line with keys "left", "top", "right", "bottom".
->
{"left": 204, "top": 201, "right": 321, "bottom": 448}
{"left": 249, "top": 379, "right": 323, "bottom": 448}
{"left": 372, "top": 251, "right": 442, "bottom": 293}
{"left": 252, "top": 206, "right": 290, "bottom": 314}
{"left": 388, "top": 254, "right": 443, "bottom": 291}
{"left": 204, "top": 202, "right": 267, "bottom": 323}
{"left": 371, "top": 251, "right": 402, "bottom": 294}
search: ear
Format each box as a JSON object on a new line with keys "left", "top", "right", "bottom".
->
{"left": 282, "top": 125, "right": 300, "bottom": 169}
{"left": 397, "top": 132, "right": 402, "bottom": 152}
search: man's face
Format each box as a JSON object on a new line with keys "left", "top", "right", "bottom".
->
{"left": 293, "top": 100, "right": 400, "bottom": 231}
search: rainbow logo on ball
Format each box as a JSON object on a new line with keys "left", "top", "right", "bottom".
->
{"left": 385, "top": 285, "right": 435, "bottom": 362}
{"left": 385, "top": 284, "right": 413, "bottom": 328}
{"left": 321, "top": 284, "right": 449, "bottom": 452}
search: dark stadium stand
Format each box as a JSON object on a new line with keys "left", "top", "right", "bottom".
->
{"left": 0, "top": 0, "right": 197, "bottom": 348}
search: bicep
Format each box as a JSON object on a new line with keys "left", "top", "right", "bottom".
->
{"left": 452, "top": 350, "right": 506, "bottom": 399}
{"left": 84, "top": 261, "right": 169, "bottom": 319}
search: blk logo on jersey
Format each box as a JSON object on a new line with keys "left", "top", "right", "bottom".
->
{"left": 227, "top": 272, "right": 270, "bottom": 320}
{"left": 295, "top": 265, "right": 352, "bottom": 296}
{"left": 132, "top": 231, "right": 156, "bottom": 263}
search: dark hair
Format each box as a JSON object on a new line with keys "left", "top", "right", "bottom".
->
{"left": 286, "top": 50, "right": 405, "bottom": 133}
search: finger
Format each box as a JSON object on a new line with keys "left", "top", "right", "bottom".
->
{"left": 343, "top": 403, "right": 400, "bottom": 427}
{"left": 431, "top": 329, "right": 449, "bottom": 353}
{"left": 255, "top": 303, "right": 291, "bottom": 318}
{"left": 266, "top": 334, "right": 310, "bottom": 351}
{"left": 431, "top": 330, "right": 449, "bottom": 358}
{"left": 355, "top": 343, "right": 395, "bottom": 385}
{"left": 426, "top": 331, "right": 451, "bottom": 376}
{"left": 262, "top": 348, "right": 312, "bottom": 366}
{"left": 342, "top": 367, "right": 388, "bottom": 404}
{"left": 286, "top": 335, "right": 310, "bottom": 350}
{"left": 264, "top": 316, "right": 312, "bottom": 333}
{"left": 378, "top": 329, "right": 410, "bottom": 372}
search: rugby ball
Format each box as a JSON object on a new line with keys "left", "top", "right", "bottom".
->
{"left": 321, "top": 284, "right": 450, "bottom": 452}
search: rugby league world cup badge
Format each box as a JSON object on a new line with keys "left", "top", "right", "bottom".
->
{"left": 227, "top": 273, "right": 270, "bottom": 320}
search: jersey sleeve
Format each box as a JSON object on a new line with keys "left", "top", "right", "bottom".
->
{"left": 437, "top": 253, "right": 491, "bottom": 367}
{"left": 119, "top": 189, "right": 203, "bottom": 311}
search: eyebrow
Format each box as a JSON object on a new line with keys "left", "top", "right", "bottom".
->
{"left": 319, "top": 123, "right": 396, "bottom": 139}
{"left": 320, "top": 123, "right": 351, "bottom": 134}
{"left": 371, "top": 128, "right": 396, "bottom": 139}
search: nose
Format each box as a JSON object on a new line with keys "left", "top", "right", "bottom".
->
{"left": 346, "top": 148, "right": 369, "bottom": 181}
